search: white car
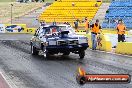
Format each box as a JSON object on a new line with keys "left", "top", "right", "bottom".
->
{"left": 30, "top": 24, "right": 89, "bottom": 60}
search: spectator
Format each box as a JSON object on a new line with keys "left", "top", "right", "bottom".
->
{"left": 72, "top": 2, "right": 75, "bottom": 7}
{"left": 66, "top": 22, "right": 70, "bottom": 25}
{"left": 95, "top": 3, "right": 98, "bottom": 7}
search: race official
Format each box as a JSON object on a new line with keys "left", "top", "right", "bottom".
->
{"left": 116, "top": 20, "right": 126, "bottom": 42}
{"left": 85, "top": 18, "right": 90, "bottom": 34}
{"left": 90, "top": 19, "right": 102, "bottom": 50}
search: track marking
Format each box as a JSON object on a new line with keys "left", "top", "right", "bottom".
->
{"left": 0, "top": 72, "right": 17, "bottom": 88}
{"left": 88, "top": 49, "right": 132, "bottom": 58}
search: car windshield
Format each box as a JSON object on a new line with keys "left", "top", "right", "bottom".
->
{"left": 59, "top": 26, "right": 75, "bottom": 34}
{"left": 41, "top": 26, "right": 60, "bottom": 34}
{"left": 40, "top": 25, "right": 75, "bottom": 35}
{"left": 58, "top": 26, "right": 67, "bottom": 31}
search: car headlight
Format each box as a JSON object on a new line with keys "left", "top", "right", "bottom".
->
{"left": 48, "top": 40, "right": 56, "bottom": 45}
{"left": 79, "top": 37, "right": 88, "bottom": 44}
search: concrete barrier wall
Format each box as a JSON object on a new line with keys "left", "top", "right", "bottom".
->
{"left": 102, "top": 30, "right": 129, "bottom": 35}
{"left": 5, "top": 24, "right": 27, "bottom": 33}
{"left": 85, "top": 34, "right": 112, "bottom": 52}
{"left": 0, "top": 24, "right": 37, "bottom": 34}
{"left": 115, "top": 42, "right": 132, "bottom": 55}
{"left": 76, "top": 29, "right": 129, "bottom": 35}
{"left": 128, "top": 30, "right": 132, "bottom": 35}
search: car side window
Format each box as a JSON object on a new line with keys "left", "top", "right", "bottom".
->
{"left": 45, "top": 28, "right": 51, "bottom": 34}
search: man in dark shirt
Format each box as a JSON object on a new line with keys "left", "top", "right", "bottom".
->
{"left": 74, "top": 19, "right": 79, "bottom": 31}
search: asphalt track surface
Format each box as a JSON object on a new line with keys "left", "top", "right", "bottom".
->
{"left": 0, "top": 34, "right": 132, "bottom": 88}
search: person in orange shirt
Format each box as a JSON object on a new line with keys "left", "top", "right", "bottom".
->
{"left": 85, "top": 18, "right": 90, "bottom": 34}
{"left": 116, "top": 20, "right": 126, "bottom": 42}
{"left": 90, "top": 19, "right": 102, "bottom": 50}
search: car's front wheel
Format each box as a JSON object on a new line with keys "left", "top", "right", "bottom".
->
{"left": 31, "top": 44, "right": 38, "bottom": 55}
{"left": 79, "top": 50, "right": 85, "bottom": 59}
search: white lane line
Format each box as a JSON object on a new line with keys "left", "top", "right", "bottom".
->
{"left": 0, "top": 72, "right": 17, "bottom": 88}
{"left": 89, "top": 49, "right": 132, "bottom": 58}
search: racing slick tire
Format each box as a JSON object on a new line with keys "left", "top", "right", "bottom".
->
{"left": 31, "top": 44, "right": 38, "bottom": 55}
{"left": 63, "top": 52, "right": 70, "bottom": 55}
{"left": 79, "top": 50, "right": 85, "bottom": 59}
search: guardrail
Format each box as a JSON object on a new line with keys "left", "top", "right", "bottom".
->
{"left": 0, "top": 24, "right": 37, "bottom": 34}
{"left": 85, "top": 33, "right": 112, "bottom": 52}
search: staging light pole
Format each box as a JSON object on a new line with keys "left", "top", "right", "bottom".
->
{"left": 11, "top": 4, "right": 13, "bottom": 24}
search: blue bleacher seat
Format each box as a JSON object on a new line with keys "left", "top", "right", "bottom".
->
{"left": 102, "top": 0, "right": 132, "bottom": 28}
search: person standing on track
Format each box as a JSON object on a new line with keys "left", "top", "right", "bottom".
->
{"left": 90, "top": 19, "right": 102, "bottom": 50}
{"left": 74, "top": 19, "right": 79, "bottom": 32}
{"left": 116, "top": 19, "right": 126, "bottom": 42}
{"left": 85, "top": 18, "right": 90, "bottom": 34}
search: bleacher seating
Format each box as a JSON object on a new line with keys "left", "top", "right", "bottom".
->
{"left": 39, "top": 0, "right": 102, "bottom": 26}
{"left": 102, "top": 0, "right": 132, "bottom": 29}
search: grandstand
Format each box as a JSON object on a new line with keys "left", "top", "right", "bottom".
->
{"left": 39, "top": 0, "right": 102, "bottom": 26}
{"left": 102, "top": 0, "right": 132, "bottom": 29}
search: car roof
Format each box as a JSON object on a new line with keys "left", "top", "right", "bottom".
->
{"left": 57, "top": 24, "right": 67, "bottom": 26}
{"left": 58, "top": 24, "right": 69, "bottom": 27}
{"left": 42, "top": 24, "right": 68, "bottom": 28}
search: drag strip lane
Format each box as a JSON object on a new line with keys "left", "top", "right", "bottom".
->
{"left": 0, "top": 40, "right": 131, "bottom": 88}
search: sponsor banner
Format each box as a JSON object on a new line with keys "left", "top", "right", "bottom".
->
{"left": 76, "top": 67, "right": 131, "bottom": 85}
{"left": 27, "top": 28, "right": 36, "bottom": 34}
{"left": 0, "top": 24, "right": 5, "bottom": 33}
{"left": 5, "top": 24, "right": 27, "bottom": 33}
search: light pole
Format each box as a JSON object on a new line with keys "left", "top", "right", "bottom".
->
{"left": 11, "top": 4, "right": 13, "bottom": 24}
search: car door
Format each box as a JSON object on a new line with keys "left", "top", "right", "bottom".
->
{"left": 35, "top": 28, "right": 43, "bottom": 49}
{"left": 32, "top": 27, "right": 41, "bottom": 49}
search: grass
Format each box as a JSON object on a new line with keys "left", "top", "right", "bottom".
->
{"left": 0, "top": 2, "right": 44, "bottom": 23}
{"left": 44, "top": 0, "right": 54, "bottom": 3}
{"left": 0, "top": 0, "right": 16, "bottom": 2}
{"left": 102, "top": 0, "right": 111, "bottom": 3}
{"left": 0, "top": 0, "right": 55, "bottom": 24}
{"left": 0, "top": 0, "right": 54, "bottom": 2}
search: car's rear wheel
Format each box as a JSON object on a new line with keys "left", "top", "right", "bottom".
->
{"left": 31, "top": 44, "right": 38, "bottom": 55}
{"left": 79, "top": 50, "right": 85, "bottom": 59}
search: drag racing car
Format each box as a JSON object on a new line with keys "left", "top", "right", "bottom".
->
{"left": 30, "top": 24, "right": 89, "bottom": 59}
